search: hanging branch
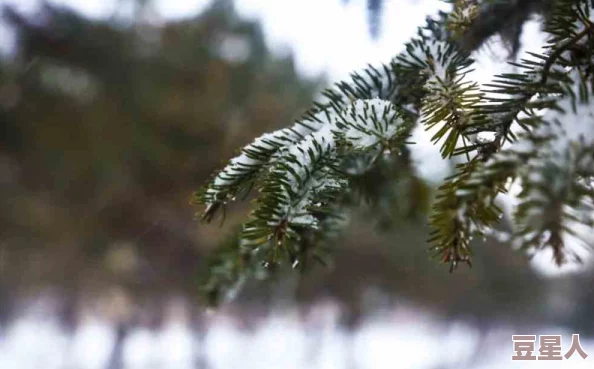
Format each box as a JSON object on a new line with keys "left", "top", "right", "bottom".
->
{"left": 195, "top": 0, "right": 594, "bottom": 303}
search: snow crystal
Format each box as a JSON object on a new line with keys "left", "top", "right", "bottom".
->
{"left": 335, "top": 98, "right": 404, "bottom": 149}
{"left": 264, "top": 98, "right": 405, "bottom": 228}
{"left": 206, "top": 119, "right": 327, "bottom": 202}
{"left": 205, "top": 59, "right": 400, "bottom": 206}
{"left": 418, "top": 39, "right": 458, "bottom": 84}
{"left": 476, "top": 131, "right": 496, "bottom": 143}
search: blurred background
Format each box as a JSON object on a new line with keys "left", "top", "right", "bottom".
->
{"left": 0, "top": 0, "right": 594, "bottom": 368}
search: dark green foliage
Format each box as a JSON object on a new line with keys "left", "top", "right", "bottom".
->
{"left": 0, "top": 1, "right": 321, "bottom": 307}
{"left": 197, "top": 0, "right": 594, "bottom": 305}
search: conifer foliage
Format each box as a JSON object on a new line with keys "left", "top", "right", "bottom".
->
{"left": 194, "top": 0, "right": 594, "bottom": 305}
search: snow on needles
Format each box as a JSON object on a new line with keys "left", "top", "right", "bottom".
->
{"left": 202, "top": 61, "right": 402, "bottom": 206}
{"left": 486, "top": 69, "right": 594, "bottom": 262}
{"left": 254, "top": 98, "right": 408, "bottom": 231}
{"left": 335, "top": 98, "right": 404, "bottom": 149}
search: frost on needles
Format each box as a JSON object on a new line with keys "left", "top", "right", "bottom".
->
{"left": 193, "top": 0, "right": 594, "bottom": 305}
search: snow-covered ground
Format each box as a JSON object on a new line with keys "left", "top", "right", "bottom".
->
{"left": 0, "top": 301, "right": 592, "bottom": 369}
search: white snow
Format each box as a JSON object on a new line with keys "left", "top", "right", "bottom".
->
{"left": 3, "top": 303, "right": 594, "bottom": 369}
{"left": 336, "top": 98, "right": 404, "bottom": 149}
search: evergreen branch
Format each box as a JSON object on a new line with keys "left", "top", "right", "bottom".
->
{"left": 238, "top": 99, "right": 410, "bottom": 267}
{"left": 429, "top": 155, "right": 518, "bottom": 271}
{"left": 196, "top": 0, "right": 594, "bottom": 304}
{"left": 484, "top": 2, "right": 592, "bottom": 153}
{"left": 454, "top": 0, "right": 558, "bottom": 54}
{"left": 513, "top": 144, "right": 594, "bottom": 265}
{"left": 193, "top": 62, "right": 402, "bottom": 221}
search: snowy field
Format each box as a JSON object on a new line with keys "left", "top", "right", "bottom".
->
{"left": 1, "top": 300, "right": 593, "bottom": 369}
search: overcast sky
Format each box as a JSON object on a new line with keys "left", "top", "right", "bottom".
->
{"left": 0, "top": 0, "right": 451, "bottom": 79}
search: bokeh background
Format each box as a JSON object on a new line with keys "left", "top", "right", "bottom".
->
{"left": 1, "top": 0, "right": 594, "bottom": 368}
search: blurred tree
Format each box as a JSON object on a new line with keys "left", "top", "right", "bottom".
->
{"left": 342, "top": 0, "right": 383, "bottom": 38}
{"left": 0, "top": 0, "right": 320, "bottom": 324}
{"left": 348, "top": 0, "right": 555, "bottom": 55}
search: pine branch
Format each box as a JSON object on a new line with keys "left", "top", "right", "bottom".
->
{"left": 193, "top": 63, "right": 402, "bottom": 221}
{"left": 196, "top": 0, "right": 594, "bottom": 304}
{"left": 453, "top": 0, "right": 559, "bottom": 54}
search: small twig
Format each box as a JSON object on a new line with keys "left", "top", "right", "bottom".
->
{"left": 490, "top": 22, "right": 592, "bottom": 154}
